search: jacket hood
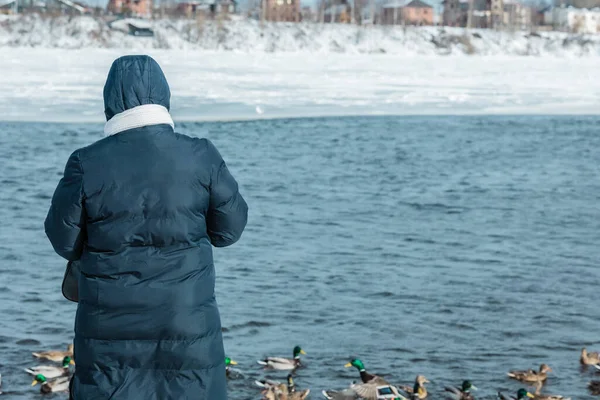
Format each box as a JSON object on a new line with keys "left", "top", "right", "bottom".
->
{"left": 103, "top": 55, "right": 171, "bottom": 121}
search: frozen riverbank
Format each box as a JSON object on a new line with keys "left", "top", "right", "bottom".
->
{"left": 1, "top": 48, "right": 598, "bottom": 122}
{"left": 1, "top": 15, "right": 600, "bottom": 56}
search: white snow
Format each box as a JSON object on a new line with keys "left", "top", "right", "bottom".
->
{"left": 1, "top": 14, "right": 600, "bottom": 56}
{"left": 0, "top": 48, "right": 598, "bottom": 122}
{"left": 0, "top": 15, "right": 598, "bottom": 121}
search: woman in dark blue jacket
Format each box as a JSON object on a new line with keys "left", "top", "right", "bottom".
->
{"left": 45, "top": 55, "right": 248, "bottom": 400}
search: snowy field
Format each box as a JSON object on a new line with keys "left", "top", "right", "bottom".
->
{"left": 0, "top": 48, "right": 599, "bottom": 121}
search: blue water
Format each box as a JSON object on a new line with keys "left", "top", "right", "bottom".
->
{"left": 1, "top": 116, "right": 599, "bottom": 400}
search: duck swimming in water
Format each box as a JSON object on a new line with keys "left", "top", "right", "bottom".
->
{"left": 257, "top": 346, "right": 306, "bottom": 370}
{"left": 32, "top": 344, "right": 74, "bottom": 363}
{"left": 507, "top": 364, "right": 552, "bottom": 384}
{"left": 225, "top": 357, "right": 238, "bottom": 378}
{"left": 444, "top": 380, "right": 477, "bottom": 400}
{"left": 498, "top": 388, "right": 534, "bottom": 400}
{"left": 345, "top": 359, "right": 389, "bottom": 386}
{"left": 25, "top": 356, "right": 74, "bottom": 379}
{"left": 31, "top": 374, "right": 70, "bottom": 394}
{"left": 581, "top": 348, "right": 600, "bottom": 366}
{"left": 398, "top": 375, "right": 429, "bottom": 399}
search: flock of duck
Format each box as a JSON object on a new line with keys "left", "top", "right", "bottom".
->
{"left": 3, "top": 345, "right": 600, "bottom": 399}
{"left": 248, "top": 347, "right": 600, "bottom": 400}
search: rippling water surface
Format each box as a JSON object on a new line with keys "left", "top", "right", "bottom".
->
{"left": 1, "top": 116, "right": 599, "bottom": 400}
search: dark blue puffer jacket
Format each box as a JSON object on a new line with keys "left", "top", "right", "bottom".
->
{"left": 45, "top": 55, "right": 248, "bottom": 400}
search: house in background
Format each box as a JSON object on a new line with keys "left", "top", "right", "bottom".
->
{"left": 49, "top": 0, "right": 89, "bottom": 13}
{"left": 323, "top": 2, "right": 350, "bottom": 22}
{"left": 3, "top": 0, "right": 90, "bottom": 13}
{"left": 442, "top": 0, "right": 468, "bottom": 26}
{"left": 503, "top": 0, "right": 531, "bottom": 29}
{"left": 176, "top": 0, "right": 236, "bottom": 17}
{"left": 442, "top": 0, "right": 531, "bottom": 28}
{"left": 0, "top": 0, "right": 18, "bottom": 13}
{"left": 382, "top": 0, "right": 433, "bottom": 25}
{"left": 107, "top": 0, "right": 151, "bottom": 17}
{"left": 557, "top": 0, "right": 600, "bottom": 8}
{"left": 262, "top": 0, "right": 301, "bottom": 21}
{"left": 549, "top": 6, "right": 600, "bottom": 32}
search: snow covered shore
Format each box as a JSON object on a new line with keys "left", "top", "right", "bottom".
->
{"left": 1, "top": 48, "right": 599, "bottom": 122}
{"left": 1, "top": 14, "right": 600, "bottom": 56}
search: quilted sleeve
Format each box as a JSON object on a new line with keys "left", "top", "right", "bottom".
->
{"left": 204, "top": 140, "right": 248, "bottom": 248}
{"left": 45, "top": 151, "right": 86, "bottom": 261}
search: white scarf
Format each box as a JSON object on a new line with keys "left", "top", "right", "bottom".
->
{"left": 104, "top": 104, "right": 174, "bottom": 136}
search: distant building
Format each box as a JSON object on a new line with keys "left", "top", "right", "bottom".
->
{"left": 549, "top": 6, "right": 600, "bottom": 32}
{"left": 503, "top": 0, "right": 531, "bottom": 29}
{"left": 535, "top": 4, "right": 552, "bottom": 26}
{"left": 443, "top": 0, "right": 531, "bottom": 28}
{"left": 490, "top": 0, "right": 503, "bottom": 27}
{"left": 556, "top": 0, "right": 600, "bottom": 9}
{"left": 442, "top": 0, "right": 467, "bottom": 26}
{"left": 323, "top": 2, "right": 350, "bottom": 22}
{"left": 107, "top": 0, "right": 151, "bottom": 17}
{"left": 262, "top": 0, "right": 301, "bottom": 21}
{"left": 176, "top": 0, "right": 236, "bottom": 17}
{"left": 0, "top": 0, "right": 17, "bottom": 13}
{"left": 382, "top": 0, "right": 433, "bottom": 25}
{"left": 50, "top": 0, "right": 90, "bottom": 13}
{"left": 300, "top": 5, "right": 315, "bottom": 20}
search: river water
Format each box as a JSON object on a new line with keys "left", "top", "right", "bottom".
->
{"left": 0, "top": 115, "right": 599, "bottom": 399}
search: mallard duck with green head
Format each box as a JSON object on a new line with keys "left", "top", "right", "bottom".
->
{"left": 345, "top": 358, "right": 389, "bottom": 385}
{"left": 25, "top": 356, "right": 74, "bottom": 379}
{"left": 31, "top": 374, "right": 70, "bottom": 393}
{"left": 444, "top": 380, "right": 477, "bottom": 400}
{"left": 581, "top": 348, "right": 600, "bottom": 366}
{"left": 32, "top": 344, "right": 74, "bottom": 363}
{"left": 398, "top": 375, "right": 429, "bottom": 399}
{"left": 257, "top": 346, "right": 306, "bottom": 370}
{"left": 225, "top": 357, "right": 238, "bottom": 377}
{"left": 498, "top": 389, "right": 534, "bottom": 400}
{"left": 507, "top": 364, "right": 552, "bottom": 384}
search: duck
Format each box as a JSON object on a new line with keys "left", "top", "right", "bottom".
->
{"left": 588, "top": 381, "right": 600, "bottom": 395}
{"left": 507, "top": 364, "right": 552, "bottom": 384}
{"left": 256, "top": 375, "right": 295, "bottom": 392}
{"left": 444, "top": 380, "right": 477, "bottom": 400}
{"left": 262, "top": 378, "right": 310, "bottom": 400}
{"left": 256, "top": 377, "right": 284, "bottom": 390}
{"left": 398, "top": 375, "right": 430, "bottom": 399}
{"left": 323, "top": 384, "right": 406, "bottom": 400}
{"left": 322, "top": 387, "right": 360, "bottom": 400}
{"left": 581, "top": 348, "right": 600, "bottom": 366}
{"left": 25, "top": 356, "right": 74, "bottom": 379}
{"left": 32, "top": 344, "right": 74, "bottom": 363}
{"left": 257, "top": 346, "right": 306, "bottom": 370}
{"left": 345, "top": 358, "right": 389, "bottom": 385}
{"left": 498, "top": 389, "right": 534, "bottom": 400}
{"left": 225, "top": 357, "right": 238, "bottom": 378}
{"left": 529, "top": 382, "right": 571, "bottom": 400}
{"left": 31, "top": 374, "right": 70, "bottom": 394}
{"left": 286, "top": 375, "right": 311, "bottom": 399}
